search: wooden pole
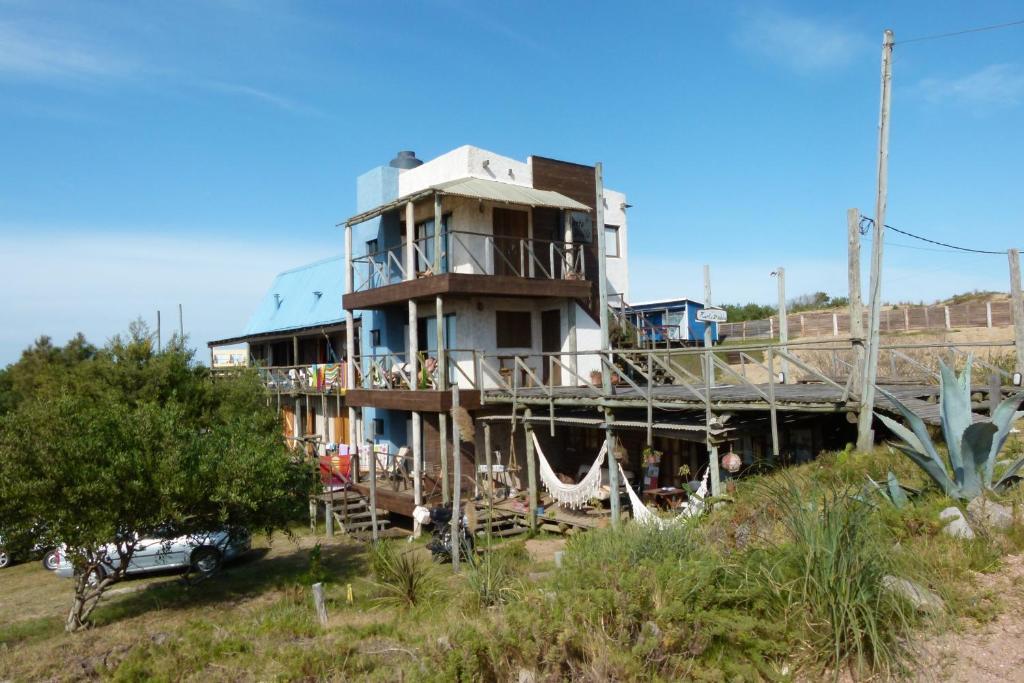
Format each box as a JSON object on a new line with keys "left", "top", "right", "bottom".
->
{"left": 704, "top": 345, "right": 721, "bottom": 497}
{"left": 767, "top": 347, "right": 780, "bottom": 461}
{"left": 848, "top": 208, "right": 865, "bottom": 397}
{"left": 483, "top": 420, "right": 493, "bottom": 539}
{"left": 775, "top": 267, "right": 789, "bottom": 382}
{"left": 703, "top": 265, "right": 715, "bottom": 384}
{"left": 451, "top": 385, "right": 462, "bottom": 572}
{"left": 156, "top": 310, "right": 162, "bottom": 353}
{"left": 367, "top": 439, "right": 378, "bottom": 542}
{"left": 311, "top": 582, "right": 328, "bottom": 627}
{"left": 595, "top": 162, "right": 620, "bottom": 527}
{"left": 1010, "top": 249, "right": 1024, "bottom": 376}
{"left": 177, "top": 303, "right": 184, "bottom": 340}
{"left": 433, "top": 192, "right": 442, "bottom": 274}
{"left": 524, "top": 408, "right": 538, "bottom": 532}
{"left": 437, "top": 295, "right": 449, "bottom": 504}
{"left": 857, "top": 29, "right": 895, "bottom": 453}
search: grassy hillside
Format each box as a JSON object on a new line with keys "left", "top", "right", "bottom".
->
{"left": 3, "top": 442, "right": 1024, "bottom": 680}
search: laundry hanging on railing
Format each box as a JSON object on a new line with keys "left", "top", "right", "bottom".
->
{"left": 618, "top": 462, "right": 710, "bottom": 529}
{"left": 531, "top": 432, "right": 607, "bottom": 509}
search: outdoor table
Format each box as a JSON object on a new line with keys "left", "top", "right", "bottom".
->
{"left": 642, "top": 486, "right": 688, "bottom": 510}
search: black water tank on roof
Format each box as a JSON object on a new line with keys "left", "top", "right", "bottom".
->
{"left": 389, "top": 150, "right": 423, "bottom": 169}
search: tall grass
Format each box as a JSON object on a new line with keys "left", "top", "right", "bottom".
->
{"left": 752, "top": 476, "right": 916, "bottom": 678}
{"left": 368, "top": 541, "right": 435, "bottom": 608}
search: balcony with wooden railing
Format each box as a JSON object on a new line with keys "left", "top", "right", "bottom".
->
{"left": 343, "top": 231, "right": 591, "bottom": 310}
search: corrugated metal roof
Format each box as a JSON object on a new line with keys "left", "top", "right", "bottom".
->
{"left": 239, "top": 256, "right": 346, "bottom": 338}
{"left": 434, "top": 177, "right": 589, "bottom": 210}
{"left": 344, "top": 176, "right": 588, "bottom": 226}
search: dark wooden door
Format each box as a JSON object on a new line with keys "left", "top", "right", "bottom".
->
{"left": 492, "top": 208, "right": 528, "bottom": 276}
{"left": 541, "top": 309, "right": 561, "bottom": 385}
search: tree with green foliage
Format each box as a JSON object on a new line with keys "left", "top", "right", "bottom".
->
{"left": 0, "top": 322, "right": 315, "bottom": 631}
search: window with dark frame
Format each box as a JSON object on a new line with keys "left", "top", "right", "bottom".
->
{"left": 495, "top": 311, "right": 532, "bottom": 348}
{"left": 605, "top": 225, "right": 620, "bottom": 257}
{"left": 370, "top": 329, "right": 381, "bottom": 347}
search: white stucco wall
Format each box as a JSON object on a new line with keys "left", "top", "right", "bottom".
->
{"left": 398, "top": 145, "right": 532, "bottom": 196}
{"left": 602, "top": 188, "right": 630, "bottom": 303}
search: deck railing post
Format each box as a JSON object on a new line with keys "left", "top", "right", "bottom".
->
{"left": 767, "top": 347, "right": 780, "bottom": 462}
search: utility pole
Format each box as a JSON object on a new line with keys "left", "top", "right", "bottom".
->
{"left": 847, "top": 209, "right": 865, "bottom": 396}
{"left": 703, "top": 265, "right": 721, "bottom": 498}
{"left": 703, "top": 265, "right": 715, "bottom": 383}
{"left": 1010, "top": 248, "right": 1024, "bottom": 377}
{"left": 595, "top": 161, "right": 620, "bottom": 527}
{"left": 857, "top": 29, "right": 895, "bottom": 452}
{"left": 156, "top": 310, "right": 162, "bottom": 353}
{"left": 178, "top": 303, "right": 184, "bottom": 341}
{"left": 773, "top": 267, "right": 789, "bottom": 382}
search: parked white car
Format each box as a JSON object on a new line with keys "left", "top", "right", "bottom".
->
{"left": 53, "top": 528, "right": 251, "bottom": 582}
{"left": 0, "top": 534, "right": 59, "bottom": 571}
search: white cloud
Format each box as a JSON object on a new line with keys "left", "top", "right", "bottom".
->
{"left": 917, "top": 64, "right": 1024, "bottom": 108}
{"left": 0, "top": 230, "right": 313, "bottom": 365}
{"left": 0, "top": 21, "right": 134, "bottom": 80}
{"left": 195, "top": 79, "right": 321, "bottom": 115}
{"left": 733, "top": 9, "right": 865, "bottom": 73}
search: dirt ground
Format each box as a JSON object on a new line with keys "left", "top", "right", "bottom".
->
{"left": 915, "top": 553, "right": 1024, "bottom": 682}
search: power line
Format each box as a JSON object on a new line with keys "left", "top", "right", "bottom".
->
{"left": 897, "top": 18, "right": 1024, "bottom": 45}
{"left": 859, "top": 216, "right": 1007, "bottom": 255}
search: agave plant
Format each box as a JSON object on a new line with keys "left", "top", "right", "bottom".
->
{"left": 875, "top": 361, "right": 1024, "bottom": 501}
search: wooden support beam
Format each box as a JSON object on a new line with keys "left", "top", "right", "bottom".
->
{"left": 524, "top": 407, "right": 538, "bottom": 532}
{"left": 483, "top": 420, "right": 493, "bottom": 539}
{"left": 451, "top": 385, "right": 462, "bottom": 572}
{"left": 1010, "top": 249, "right": 1024, "bottom": 375}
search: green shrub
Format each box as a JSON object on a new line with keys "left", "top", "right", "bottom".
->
{"left": 465, "top": 549, "right": 522, "bottom": 609}
{"left": 368, "top": 541, "right": 435, "bottom": 608}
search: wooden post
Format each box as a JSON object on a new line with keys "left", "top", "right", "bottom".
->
{"left": 775, "top": 267, "right": 789, "bottom": 382}
{"left": 832, "top": 313, "right": 839, "bottom": 337}
{"left": 344, "top": 222, "right": 358, "bottom": 479}
{"left": 178, "top": 303, "right": 184, "bottom": 340}
{"left": 987, "top": 301, "right": 993, "bottom": 329}
{"left": 565, "top": 212, "right": 578, "bottom": 380}
{"left": 704, "top": 346, "right": 721, "bottom": 497}
{"left": 1010, "top": 249, "right": 1024, "bottom": 375}
{"left": 451, "top": 385, "right": 462, "bottom": 572}
{"left": 484, "top": 420, "right": 493, "bottom": 538}
{"left": 767, "top": 347, "right": 780, "bottom": 460}
{"left": 944, "top": 306, "right": 951, "bottom": 330}
{"left": 412, "top": 411, "right": 422, "bottom": 514}
{"left": 367, "top": 440, "right": 379, "bottom": 542}
{"left": 904, "top": 308, "right": 910, "bottom": 331}
{"left": 312, "top": 583, "right": 328, "bottom": 627}
{"left": 524, "top": 408, "right": 538, "bottom": 532}
{"left": 603, "top": 407, "right": 619, "bottom": 526}
{"left": 433, "top": 192, "right": 443, "bottom": 274}
{"left": 437, "top": 295, "right": 449, "bottom": 504}
{"left": 325, "top": 499, "right": 333, "bottom": 537}
{"left": 703, "top": 265, "right": 715, "bottom": 384}
{"left": 857, "top": 29, "right": 895, "bottom": 453}
{"left": 292, "top": 335, "right": 299, "bottom": 366}
{"left": 990, "top": 370, "right": 1003, "bottom": 415}
{"left": 595, "top": 162, "right": 620, "bottom": 527}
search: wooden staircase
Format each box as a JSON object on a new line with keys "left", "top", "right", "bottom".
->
{"left": 473, "top": 504, "right": 529, "bottom": 539}
{"left": 327, "top": 490, "right": 391, "bottom": 541}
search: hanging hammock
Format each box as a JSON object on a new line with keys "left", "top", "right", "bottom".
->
{"left": 531, "top": 432, "right": 607, "bottom": 509}
{"left": 618, "top": 463, "right": 710, "bottom": 529}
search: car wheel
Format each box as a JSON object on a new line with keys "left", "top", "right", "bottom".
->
{"left": 42, "top": 550, "right": 60, "bottom": 572}
{"left": 0, "top": 549, "right": 9, "bottom": 569}
{"left": 190, "top": 547, "right": 222, "bottom": 576}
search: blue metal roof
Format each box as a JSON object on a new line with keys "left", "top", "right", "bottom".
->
{"left": 242, "top": 256, "right": 345, "bottom": 336}
{"left": 626, "top": 298, "right": 704, "bottom": 312}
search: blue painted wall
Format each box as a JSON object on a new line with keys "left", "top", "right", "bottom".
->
{"left": 352, "top": 164, "right": 408, "bottom": 453}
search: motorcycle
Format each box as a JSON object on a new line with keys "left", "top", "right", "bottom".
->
{"left": 414, "top": 504, "right": 474, "bottom": 563}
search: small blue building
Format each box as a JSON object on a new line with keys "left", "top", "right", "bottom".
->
{"left": 625, "top": 298, "right": 719, "bottom": 347}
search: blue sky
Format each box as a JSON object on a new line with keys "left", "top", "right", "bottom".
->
{"left": 2, "top": 1, "right": 1023, "bottom": 364}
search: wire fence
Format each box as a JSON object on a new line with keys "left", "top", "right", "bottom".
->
{"left": 719, "top": 300, "right": 1013, "bottom": 341}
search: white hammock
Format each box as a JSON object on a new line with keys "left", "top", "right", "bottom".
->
{"left": 531, "top": 432, "right": 607, "bottom": 509}
{"left": 619, "top": 463, "right": 710, "bottom": 529}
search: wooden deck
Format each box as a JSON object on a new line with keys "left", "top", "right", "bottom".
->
{"left": 482, "top": 382, "right": 975, "bottom": 426}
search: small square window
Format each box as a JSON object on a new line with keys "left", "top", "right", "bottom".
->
{"left": 605, "top": 226, "right": 620, "bottom": 258}
{"left": 370, "top": 329, "right": 381, "bottom": 347}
